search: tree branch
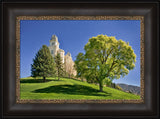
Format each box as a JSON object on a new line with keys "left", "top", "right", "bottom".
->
{"left": 106, "top": 59, "right": 116, "bottom": 77}
{"left": 104, "top": 48, "right": 113, "bottom": 63}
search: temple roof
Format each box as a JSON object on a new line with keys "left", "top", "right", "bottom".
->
{"left": 66, "top": 52, "right": 71, "bottom": 57}
{"left": 58, "top": 49, "right": 64, "bottom": 52}
{"left": 50, "top": 35, "right": 58, "bottom": 42}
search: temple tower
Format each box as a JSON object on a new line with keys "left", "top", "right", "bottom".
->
{"left": 48, "top": 35, "right": 65, "bottom": 63}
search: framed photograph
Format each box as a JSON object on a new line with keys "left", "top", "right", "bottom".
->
{"left": 1, "top": 1, "right": 159, "bottom": 118}
{"left": 16, "top": 16, "right": 144, "bottom": 103}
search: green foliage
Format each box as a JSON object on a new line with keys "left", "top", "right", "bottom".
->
{"left": 54, "top": 53, "right": 64, "bottom": 80}
{"left": 74, "top": 53, "right": 88, "bottom": 81}
{"left": 104, "top": 78, "right": 113, "bottom": 87}
{"left": 63, "top": 70, "right": 69, "bottom": 78}
{"left": 115, "top": 85, "right": 123, "bottom": 91}
{"left": 104, "top": 79, "right": 123, "bottom": 91}
{"left": 75, "top": 34, "right": 136, "bottom": 92}
{"left": 31, "top": 45, "right": 56, "bottom": 82}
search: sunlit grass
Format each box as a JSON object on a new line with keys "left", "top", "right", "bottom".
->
{"left": 20, "top": 77, "right": 140, "bottom": 100}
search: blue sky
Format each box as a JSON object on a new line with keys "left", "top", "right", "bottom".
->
{"left": 20, "top": 20, "right": 140, "bottom": 86}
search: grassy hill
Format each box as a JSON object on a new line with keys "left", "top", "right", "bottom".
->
{"left": 20, "top": 77, "right": 140, "bottom": 100}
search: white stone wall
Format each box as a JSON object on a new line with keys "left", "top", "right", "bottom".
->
{"left": 65, "top": 53, "right": 77, "bottom": 76}
{"left": 48, "top": 35, "right": 76, "bottom": 76}
{"left": 49, "top": 36, "right": 60, "bottom": 58}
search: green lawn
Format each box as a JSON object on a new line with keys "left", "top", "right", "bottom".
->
{"left": 20, "top": 77, "right": 140, "bottom": 100}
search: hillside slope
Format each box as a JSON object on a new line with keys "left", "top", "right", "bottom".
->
{"left": 117, "top": 83, "right": 140, "bottom": 95}
{"left": 20, "top": 77, "right": 140, "bottom": 100}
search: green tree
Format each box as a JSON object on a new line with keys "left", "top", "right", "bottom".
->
{"left": 75, "top": 35, "right": 136, "bottom": 92}
{"left": 31, "top": 45, "right": 56, "bottom": 82}
{"left": 74, "top": 53, "right": 87, "bottom": 82}
{"left": 104, "top": 78, "right": 113, "bottom": 87}
{"left": 55, "top": 53, "right": 64, "bottom": 80}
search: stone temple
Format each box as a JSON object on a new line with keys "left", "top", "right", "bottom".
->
{"left": 48, "top": 35, "right": 76, "bottom": 76}
{"left": 48, "top": 35, "right": 65, "bottom": 63}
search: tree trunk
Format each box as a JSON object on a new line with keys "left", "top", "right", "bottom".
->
{"left": 58, "top": 74, "right": 60, "bottom": 80}
{"left": 58, "top": 73, "right": 60, "bottom": 81}
{"left": 58, "top": 69, "right": 60, "bottom": 80}
{"left": 43, "top": 77, "right": 46, "bottom": 82}
{"left": 99, "top": 80, "right": 103, "bottom": 92}
{"left": 81, "top": 78, "right": 83, "bottom": 82}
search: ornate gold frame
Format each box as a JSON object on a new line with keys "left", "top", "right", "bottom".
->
{"left": 16, "top": 16, "right": 144, "bottom": 103}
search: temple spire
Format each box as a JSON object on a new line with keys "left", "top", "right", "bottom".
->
{"left": 50, "top": 34, "right": 58, "bottom": 41}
